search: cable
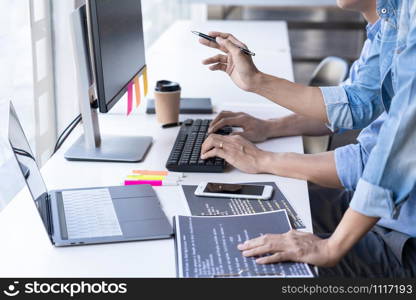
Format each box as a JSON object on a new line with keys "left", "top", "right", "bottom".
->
{"left": 53, "top": 114, "right": 82, "bottom": 154}
{"left": 53, "top": 116, "right": 78, "bottom": 150}
{"left": 12, "top": 147, "right": 36, "bottom": 161}
{"left": 53, "top": 114, "right": 82, "bottom": 155}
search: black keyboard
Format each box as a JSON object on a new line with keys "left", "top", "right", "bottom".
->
{"left": 166, "top": 119, "right": 232, "bottom": 172}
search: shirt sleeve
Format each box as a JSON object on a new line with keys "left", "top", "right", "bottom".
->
{"left": 334, "top": 144, "right": 365, "bottom": 191}
{"left": 319, "top": 35, "right": 384, "bottom": 131}
{"left": 350, "top": 7, "right": 416, "bottom": 219}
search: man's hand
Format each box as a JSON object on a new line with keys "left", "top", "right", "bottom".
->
{"left": 238, "top": 230, "right": 337, "bottom": 267}
{"left": 238, "top": 209, "right": 379, "bottom": 267}
{"left": 209, "top": 111, "right": 272, "bottom": 142}
{"left": 200, "top": 134, "right": 270, "bottom": 174}
{"left": 199, "top": 31, "right": 261, "bottom": 92}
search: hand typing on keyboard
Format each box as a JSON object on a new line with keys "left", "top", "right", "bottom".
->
{"left": 200, "top": 133, "right": 269, "bottom": 174}
{"left": 208, "top": 111, "right": 272, "bottom": 143}
{"left": 165, "top": 119, "right": 233, "bottom": 172}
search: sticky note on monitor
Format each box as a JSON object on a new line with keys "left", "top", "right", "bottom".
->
{"left": 134, "top": 75, "right": 141, "bottom": 107}
{"left": 127, "top": 81, "right": 133, "bottom": 115}
{"left": 143, "top": 66, "right": 148, "bottom": 96}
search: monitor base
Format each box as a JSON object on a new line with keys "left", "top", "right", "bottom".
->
{"left": 64, "top": 135, "right": 152, "bottom": 163}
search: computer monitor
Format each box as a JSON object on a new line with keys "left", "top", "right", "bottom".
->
{"left": 88, "top": 0, "right": 146, "bottom": 113}
{"left": 64, "top": 0, "right": 152, "bottom": 162}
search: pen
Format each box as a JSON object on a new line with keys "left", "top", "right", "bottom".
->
{"left": 162, "top": 122, "right": 182, "bottom": 129}
{"left": 191, "top": 31, "right": 256, "bottom": 56}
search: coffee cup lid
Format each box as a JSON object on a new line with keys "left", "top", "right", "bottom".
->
{"left": 155, "top": 80, "right": 181, "bottom": 92}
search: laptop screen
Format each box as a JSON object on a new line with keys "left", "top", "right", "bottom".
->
{"left": 8, "top": 104, "right": 50, "bottom": 233}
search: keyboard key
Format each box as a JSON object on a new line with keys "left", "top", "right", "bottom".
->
{"left": 184, "top": 119, "right": 193, "bottom": 126}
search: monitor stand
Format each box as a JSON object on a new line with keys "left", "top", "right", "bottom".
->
{"left": 64, "top": 6, "right": 152, "bottom": 163}
{"left": 65, "top": 135, "right": 152, "bottom": 163}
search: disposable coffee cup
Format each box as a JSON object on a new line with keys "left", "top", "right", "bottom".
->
{"left": 154, "top": 80, "right": 181, "bottom": 124}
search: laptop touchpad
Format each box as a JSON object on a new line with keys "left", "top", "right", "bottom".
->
{"left": 113, "top": 196, "right": 165, "bottom": 222}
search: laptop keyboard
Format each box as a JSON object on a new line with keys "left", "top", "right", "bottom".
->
{"left": 62, "top": 188, "right": 122, "bottom": 239}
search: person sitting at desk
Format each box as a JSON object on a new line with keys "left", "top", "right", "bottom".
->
{"left": 199, "top": 0, "right": 416, "bottom": 277}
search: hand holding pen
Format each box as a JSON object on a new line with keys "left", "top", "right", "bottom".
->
{"left": 193, "top": 31, "right": 261, "bottom": 93}
{"left": 192, "top": 31, "right": 255, "bottom": 56}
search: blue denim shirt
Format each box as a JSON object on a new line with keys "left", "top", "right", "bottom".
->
{"left": 335, "top": 112, "right": 416, "bottom": 236}
{"left": 343, "top": 20, "right": 381, "bottom": 86}
{"left": 320, "top": 0, "right": 416, "bottom": 221}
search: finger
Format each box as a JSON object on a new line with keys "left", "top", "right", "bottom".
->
{"left": 216, "top": 37, "right": 241, "bottom": 55}
{"left": 209, "top": 116, "right": 243, "bottom": 134}
{"left": 242, "top": 245, "right": 273, "bottom": 258}
{"left": 230, "top": 131, "right": 249, "bottom": 140}
{"left": 201, "top": 134, "right": 224, "bottom": 155}
{"left": 200, "top": 135, "right": 216, "bottom": 155}
{"left": 209, "top": 63, "right": 227, "bottom": 72}
{"left": 198, "top": 37, "right": 228, "bottom": 54}
{"left": 200, "top": 147, "right": 227, "bottom": 160}
{"left": 202, "top": 54, "right": 228, "bottom": 65}
{"left": 256, "top": 252, "right": 292, "bottom": 264}
{"left": 208, "top": 32, "right": 247, "bottom": 48}
{"left": 209, "top": 111, "right": 239, "bottom": 130}
{"left": 237, "top": 236, "right": 266, "bottom": 251}
{"left": 198, "top": 37, "right": 222, "bottom": 50}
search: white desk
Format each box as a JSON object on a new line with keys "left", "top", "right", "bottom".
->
{"left": 0, "top": 21, "right": 311, "bottom": 277}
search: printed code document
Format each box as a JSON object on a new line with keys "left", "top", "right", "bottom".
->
{"left": 174, "top": 210, "right": 314, "bottom": 278}
{"left": 62, "top": 188, "right": 122, "bottom": 239}
{"left": 182, "top": 182, "right": 305, "bottom": 229}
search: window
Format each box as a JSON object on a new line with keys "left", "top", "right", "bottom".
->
{"left": 0, "top": 0, "right": 55, "bottom": 211}
{"left": 142, "top": 0, "right": 190, "bottom": 48}
{"left": 0, "top": 0, "right": 35, "bottom": 211}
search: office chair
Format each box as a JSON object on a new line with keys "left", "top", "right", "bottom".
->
{"left": 308, "top": 56, "right": 349, "bottom": 87}
{"left": 303, "top": 56, "right": 349, "bottom": 154}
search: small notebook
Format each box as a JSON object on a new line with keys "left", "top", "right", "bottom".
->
{"left": 146, "top": 97, "right": 213, "bottom": 114}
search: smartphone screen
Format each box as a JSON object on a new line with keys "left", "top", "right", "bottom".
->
{"left": 204, "top": 183, "right": 264, "bottom": 196}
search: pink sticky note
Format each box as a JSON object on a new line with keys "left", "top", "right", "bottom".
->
{"left": 127, "top": 82, "right": 133, "bottom": 115}
{"left": 124, "top": 180, "right": 162, "bottom": 186}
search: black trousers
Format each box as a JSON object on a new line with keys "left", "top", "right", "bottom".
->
{"left": 308, "top": 183, "right": 416, "bottom": 277}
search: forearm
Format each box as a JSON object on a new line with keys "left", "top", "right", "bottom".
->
{"left": 259, "top": 151, "right": 342, "bottom": 188}
{"left": 252, "top": 72, "right": 329, "bottom": 123}
{"left": 326, "top": 208, "right": 379, "bottom": 265}
{"left": 265, "top": 114, "right": 332, "bottom": 138}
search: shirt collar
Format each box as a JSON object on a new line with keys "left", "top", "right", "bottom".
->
{"left": 376, "top": 0, "right": 399, "bottom": 20}
{"left": 366, "top": 19, "right": 381, "bottom": 41}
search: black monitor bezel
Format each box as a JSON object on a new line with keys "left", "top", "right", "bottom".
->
{"left": 87, "top": 0, "right": 146, "bottom": 113}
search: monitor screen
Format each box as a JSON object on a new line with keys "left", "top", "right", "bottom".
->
{"left": 8, "top": 104, "right": 50, "bottom": 234}
{"left": 88, "top": 0, "right": 146, "bottom": 113}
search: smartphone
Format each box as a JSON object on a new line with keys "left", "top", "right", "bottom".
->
{"left": 194, "top": 182, "right": 273, "bottom": 200}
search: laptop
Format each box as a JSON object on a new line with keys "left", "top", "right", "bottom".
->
{"left": 8, "top": 103, "right": 173, "bottom": 246}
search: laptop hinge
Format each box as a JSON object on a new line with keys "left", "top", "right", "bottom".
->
{"left": 45, "top": 193, "right": 54, "bottom": 242}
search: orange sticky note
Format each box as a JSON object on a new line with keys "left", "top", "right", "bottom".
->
{"left": 127, "top": 81, "right": 133, "bottom": 115}
{"left": 134, "top": 75, "right": 141, "bottom": 107}
{"left": 143, "top": 66, "right": 148, "bottom": 96}
{"left": 133, "top": 170, "right": 169, "bottom": 176}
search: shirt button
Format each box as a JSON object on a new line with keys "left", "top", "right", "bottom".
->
{"left": 381, "top": 8, "right": 388, "bottom": 14}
